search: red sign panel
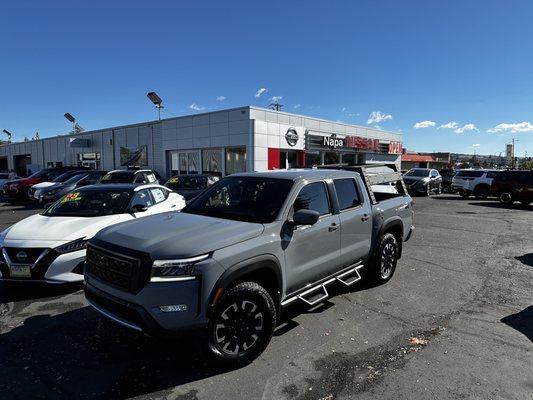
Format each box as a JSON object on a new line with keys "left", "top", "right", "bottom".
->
{"left": 388, "top": 141, "right": 402, "bottom": 154}
{"left": 345, "top": 136, "right": 380, "bottom": 151}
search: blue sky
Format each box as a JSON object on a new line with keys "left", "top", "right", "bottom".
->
{"left": 1, "top": 0, "right": 532, "bottom": 156}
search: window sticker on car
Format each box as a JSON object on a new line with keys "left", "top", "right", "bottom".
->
{"left": 168, "top": 177, "right": 179, "bottom": 183}
{"left": 62, "top": 192, "right": 81, "bottom": 202}
{"left": 147, "top": 174, "right": 157, "bottom": 183}
{"left": 151, "top": 188, "right": 165, "bottom": 203}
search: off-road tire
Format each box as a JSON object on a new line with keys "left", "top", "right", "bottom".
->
{"left": 206, "top": 282, "right": 276, "bottom": 365}
{"left": 368, "top": 233, "right": 399, "bottom": 284}
{"left": 499, "top": 191, "right": 514, "bottom": 205}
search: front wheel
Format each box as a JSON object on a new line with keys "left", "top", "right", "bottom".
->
{"left": 207, "top": 282, "right": 276, "bottom": 365}
{"left": 368, "top": 233, "right": 399, "bottom": 284}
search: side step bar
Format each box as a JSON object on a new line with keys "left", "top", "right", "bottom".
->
{"left": 281, "top": 264, "right": 364, "bottom": 307}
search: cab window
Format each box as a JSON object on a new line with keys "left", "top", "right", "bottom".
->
{"left": 334, "top": 179, "right": 361, "bottom": 210}
{"left": 293, "top": 182, "right": 330, "bottom": 216}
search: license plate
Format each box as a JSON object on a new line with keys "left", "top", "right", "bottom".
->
{"left": 10, "top": 265, "right": 31, "bottom": 278}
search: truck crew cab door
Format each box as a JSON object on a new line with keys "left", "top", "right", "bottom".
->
{"left": 283, "top": 181, "right": 341, "bottom": 294}
{"left": 333, "top": 178, "right": 373, "bottom": 266}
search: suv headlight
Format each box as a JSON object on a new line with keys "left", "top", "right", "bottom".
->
{"left": 54, "top": 238, "right": 88, "bottom": 254}
{"left": 151, "top": 254, "right": 209, "bottom": 282}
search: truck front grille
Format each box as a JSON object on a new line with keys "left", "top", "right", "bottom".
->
{"left": 86, "top": 245, "right": 140, "bottom": 292}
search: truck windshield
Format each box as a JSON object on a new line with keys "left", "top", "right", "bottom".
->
{"left": 183, "top": 177, "right": 294, "bottom": 223}
{"left": 43, "top": 190, "right": 132, "bottom": 217}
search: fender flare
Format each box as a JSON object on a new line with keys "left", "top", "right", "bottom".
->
{"left": 206, "top": 254, "right": 283, "bottom": 317}
{"left": 374, "top": 217, "right": 404, "bottom": 258}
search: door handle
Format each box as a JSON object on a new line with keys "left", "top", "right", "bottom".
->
{"left": 361, "top": 214, "right": 370, "bottom": 221}
{"left": 328, "top": 223, "right": 339, "bottom": 232}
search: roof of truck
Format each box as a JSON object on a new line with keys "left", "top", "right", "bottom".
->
{"left": 232, "top": 169, "right": 359, "bottom": 180}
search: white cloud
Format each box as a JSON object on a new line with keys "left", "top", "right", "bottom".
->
{"left": 189, "top": 103, "right": 205, "bottom": 111}
{"left": 255, "top": 87, "right": 268, "bottom": 98}
{"left": 472, "top": 143, "right": 481, "bottom": 147}
{"left": 438, "top": 121, "right": 459, "bottom": 130}
{"left": 487, "top": 121, "right": 533, "bottom": 133}
{"left": 373, "top": 125, "right": 383, "bottom": 130}
{"left": 216, "top": 96, "right": 226, "bottom": 101}
{"left": 341, "top": 107, "right": 346, "bottom": 113}
{"left": 413, "top": 120, "right": 436, "bottom": 129}
{"left": 367, "top": 111, "right": 392, "bottom": 125}
{"left": 270, "top": 96, "right": 283, "bottom": 103}
{"left": 454, "top": 123, "right": 478, "bottom": 134}
{"left": 293, "top": 104, "right": 301, "bottom": 109}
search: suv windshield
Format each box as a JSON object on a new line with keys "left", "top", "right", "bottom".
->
{"left": 183, "top": 176, "right": 294, "bottom": 223}
{"left": 43, "top": 189, "right": 133, "bottom": 217}
{"left": 405, "top": 169, "right": 430, "bottom": 177}
{"left": 166, "top": 176, "right": 207, "bottom": 190}
{"left": 64, "top": 173, "right": 90, "bottom": 184}
{"left": 52, "top": 172, "right": 82, "bottom": 183}
{"left": 99, "top": 171, "right": 135, "bottom": 184}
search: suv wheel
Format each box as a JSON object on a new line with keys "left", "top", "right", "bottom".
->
{"left": 499, "top": 191, "right": 514, "bottom": 205}
{"left": 369, "top": 233, "right": 399, "bottom": 284}
{"left": 207, "top": 282, "right": 276, "bottom": 365}
{"left": 474, "top": 186, "right": 489, "bottom": 199}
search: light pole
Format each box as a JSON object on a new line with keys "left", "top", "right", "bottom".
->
{"left": 147, "top": 92, "right": 164, "bottom": 120}
{"left": 2, "top": 129, "right": 13, "bottom": 143}
{"left": 64, "top": 112, "right": 76, "bottom": 132}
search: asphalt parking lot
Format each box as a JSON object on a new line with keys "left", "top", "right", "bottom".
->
{"left": 0, "top": 196, "right": 531, "bottom": 400}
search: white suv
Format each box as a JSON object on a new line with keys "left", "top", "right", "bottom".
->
{"left": 451, "top": 169, "right": 499, "bottom": 199}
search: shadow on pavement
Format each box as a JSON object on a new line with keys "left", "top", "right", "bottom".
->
{"left": 0, "top": 281, "right": 82, "bottom": 303}
{"left": 501, "top": 306, "right": 533, "bottom": 343}
{"left": 468, "top": 201, "right": 533, "bottom": 210}
{"left": 0, "top": 307, "right": 236, "bottom": 400}
{"left": 515, "top": 253, "right": 533, "bottom": 268}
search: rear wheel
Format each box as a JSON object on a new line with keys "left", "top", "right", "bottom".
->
{"left": 368, "top": 233, "right": 399, "bottom": 284}
{"left": 207, "top": 282, "right": 276, "bottom": 365}
{"left": 499, "top": 191, "right": 514, "bottom": 205}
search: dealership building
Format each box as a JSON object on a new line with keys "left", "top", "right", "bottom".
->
{"left": 0, "top": 106, "right": 402, "bottom": 178}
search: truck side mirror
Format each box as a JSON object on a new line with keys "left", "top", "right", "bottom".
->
{"left": 292, "top": 209, "right": 320, "bottom": 226}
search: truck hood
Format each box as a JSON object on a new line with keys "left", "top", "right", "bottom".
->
{"left": 4, "top": 213, "right": 124, "bottom": 243}
{"left": 94, "top": 212, "right": 264, "bottom": 258}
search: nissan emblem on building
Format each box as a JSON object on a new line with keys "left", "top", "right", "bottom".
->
{"left": 285, "top": 128, "right": 299, "bottom": 146}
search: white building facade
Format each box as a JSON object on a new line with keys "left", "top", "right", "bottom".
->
{"left": 0, "top": 106, "right": 402, "bottom": 178}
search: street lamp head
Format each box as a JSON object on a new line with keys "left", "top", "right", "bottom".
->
{"left": 2, "top": 129, "right": 11, "bottom": 135}
{"left": 64, "top": 113, "right": 76, "bottom": 123}
{"left": 147, "top": 92, "right": 163, "bottom": 106}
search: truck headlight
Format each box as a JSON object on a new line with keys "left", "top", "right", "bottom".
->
{"left": 151, "top": 254, "right": 209, "bottom": 282}
{"left": 55, "top": 238, "right": 88, "bottom": 254}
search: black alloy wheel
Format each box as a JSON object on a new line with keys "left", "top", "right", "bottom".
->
{"left": 207, "top": 282, "right": 276, "bottom": 365}
{"left": 499, "top": 191, "right": 514, "bottom": 205}
{"left": 368, "top": 232, "right": 399, "bottom": 284}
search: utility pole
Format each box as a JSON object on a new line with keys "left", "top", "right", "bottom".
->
{"left": 269, "top": 100, "right": 283, "bottom": 111}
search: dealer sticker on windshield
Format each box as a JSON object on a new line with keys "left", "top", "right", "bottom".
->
{"left": 62, "top": 192, "right": 81, "bottom": 203}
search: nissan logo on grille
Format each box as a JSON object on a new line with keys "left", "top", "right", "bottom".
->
{"left": 16, "top": 251, "right": 28, "bottom": 262}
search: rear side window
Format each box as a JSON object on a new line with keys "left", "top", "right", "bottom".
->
{"left": 150, "top": 188, "right": 168, "bottom": 203}
{"left": 294, "top": 182, "right": 330, "bottom": 216}
{"left": 334, "top": 179, "right": 361, "bottom": 210}
{"left": 131, "top": 189, "right": 153, "bottom": 208}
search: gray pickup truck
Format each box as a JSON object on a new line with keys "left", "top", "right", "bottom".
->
{"left": 84, "top": 166, "right": 414, "bottom": 364}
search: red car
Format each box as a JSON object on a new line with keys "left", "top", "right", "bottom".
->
{"left": 491, "top": 170, "right": 533, "bottom": 206}
{"left": 2, "top": 166, "right": 89, "bottom": 200}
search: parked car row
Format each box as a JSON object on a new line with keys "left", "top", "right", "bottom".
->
{"left": 1, "top": 165, "right": 414, "bottom": 364}
{"left": 402, "top": 167, "right": 532, "bottom": 206}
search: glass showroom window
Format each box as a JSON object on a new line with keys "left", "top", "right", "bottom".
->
{"left": 202, "top": 148, "right": 223, "bottom": 176}
{"left": 225, "top": 147, "right": 246, "bottom": 175}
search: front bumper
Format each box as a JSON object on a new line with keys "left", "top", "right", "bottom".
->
{"left": 0, "top": 248, "right": 86, "bottom": 283}
{"left": 84, "top": 273, "right": 208, "bottom": 334}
